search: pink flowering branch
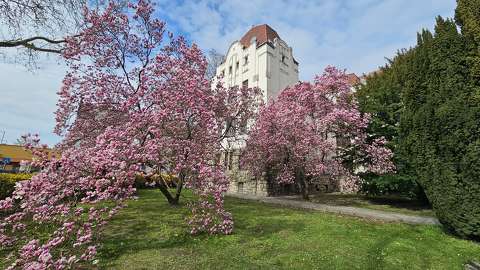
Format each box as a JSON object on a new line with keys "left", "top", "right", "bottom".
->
{"left": 1, "top": 1, "right": 262, "bottom": 268}
{"left": 243, "top": 66, "right": 395, "bottom": 199}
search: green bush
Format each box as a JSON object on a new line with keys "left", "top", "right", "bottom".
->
{"left": 0, "top": 173, "right": 33, "bottom": 200}
{"left": 361, "top": 174, "right": 427, "bottom": 202}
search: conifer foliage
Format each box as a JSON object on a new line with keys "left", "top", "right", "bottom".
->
{"left": 358, "top": 2, "right": 480, "bottom": 239}
{"left": 403, "top": 14, "right": 480, "bottom": 240}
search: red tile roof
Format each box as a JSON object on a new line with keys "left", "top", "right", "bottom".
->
{"left": 346, "top": 73, "right": 360, "bottom": 86}
{"left": 240, "top": 24, "right": 280, "bottom": 48}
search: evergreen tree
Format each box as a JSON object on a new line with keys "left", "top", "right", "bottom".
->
{"left": 401, "top": 17, "right": 480, "bottom": 239}
{"left": 356, "top": 49, "right": 425, "bottom": 200}
{"left": 456, "top": 0, "right": 480, "bottom": 80}
{"left": 359, "top": 9, "right": 480, "bottom": 239}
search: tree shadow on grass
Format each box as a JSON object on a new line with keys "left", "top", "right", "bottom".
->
{"left": 365, "top": 232, "right": 402, "bottom": 270}
{"left": 98, "top": 208, "right": 193, "bottom": 262}
{"left": 309, "top": 193, "right": 433, "bottom": 214}
{"left": 227, "top": 198, "right": 308, "bottom": 240}
{"left": 97, "top": 191, "right": 307, "bottom": 267}
{"left": 364, "top": 196, "right": 431, "bottom": 211}
{"left": 365, "top": 225, "right": 445, "bottom": 270}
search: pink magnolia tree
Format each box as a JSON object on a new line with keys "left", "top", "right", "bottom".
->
{"left": 0, "top": 1, "right": 262, "bottom": 268}
{"left": 242, "top": 67, "right": 395, "bottom": 200}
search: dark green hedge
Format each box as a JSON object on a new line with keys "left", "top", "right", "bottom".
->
{"left": 399, "top": 16, "right": 480, "bottom": 240}
{"left": 361, "top": 174, "right": 427, "bottom": 202}
{"left": 357, "top": 4, "right": 480, "bottom": 239}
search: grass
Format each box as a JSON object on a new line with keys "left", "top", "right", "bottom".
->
{"left": 96, "top": 189, "right": 479, "bottom": 269}
{"left": 301, "top": 193, "right": 435, "bottom": 217}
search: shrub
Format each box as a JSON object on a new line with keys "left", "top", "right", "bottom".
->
{"left": 0, "top": 173, "right": 33, "bottom": 199}
{"left": 361, "top": 174, "right": 428, "bottom": 202}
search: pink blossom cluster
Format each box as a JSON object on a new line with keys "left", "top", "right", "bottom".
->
{"left": 242, "top": 66, "right": 395, "bottom": 197}
{"left": 0, "top": 134, "right": 127, "bottom": 269}
{"left": 1, "top": 1, "right": 262, "bottom": 268}
{"left": 58, "top": 0, "right": 260, "bottom": 236}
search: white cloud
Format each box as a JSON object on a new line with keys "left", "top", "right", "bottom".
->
{"left": 0, "top": 0, "right": 458, "bottom": 146}
{"left": 156, "top": 0, "right": 456, "bottom": 80}
{"left": 0, "top": 56, "right": 65, "bottom": 146}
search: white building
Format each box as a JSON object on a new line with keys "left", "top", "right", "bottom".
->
{"left": 214, "top": 25, "right": 365, "bottom": 196}
{"left": 214, "top": 24, "right": 299, "bottom": 103}
{"left": 214, "top": 24, "right": 300, "bottom": 196}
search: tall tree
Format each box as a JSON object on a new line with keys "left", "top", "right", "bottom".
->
{"left": 243, "top": 67, "right": 394, "bottom": 200}
{"left": 401, "top": 16, "right": 480, "bottom": 239}
{"left": 456, "top": 0, "right": 480, "bottom": 80}
{"left": 0, "top": 1, "right": 262, "bottom": 268}
{"left": 205, "top": 49, "right": 224, "bottom": 80}
{"left": 356, "top": 48, "right": 429, "bottom": 200}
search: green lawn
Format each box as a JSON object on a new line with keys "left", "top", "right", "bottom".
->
{"left": 302, "top": 193, "right": 435, "bottom": 217}
{"left": 97, "top": 189, "right": 479, "bottom": 270}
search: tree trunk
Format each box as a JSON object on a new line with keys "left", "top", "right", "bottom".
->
{"left": 174, "top": 175, "right": 184, "bottom": 203}
{"left": 297, "top": 179, "right": 309, "bottom": 200}
{"left": 157, "top": 183, "right": 178, "bottom": 205}
{"left": 295, "top": 169, "right": 309, "bottom": 200}
{"left": 300, "top": 181, "right": 309, "bottom": 200}
{"left": 148, "top": 174, "right": 180, "bottom": 206}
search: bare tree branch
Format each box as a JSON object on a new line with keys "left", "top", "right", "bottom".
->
{"left": 0, "top": 36, "right": 68, "bottom": 53}
{"left": 0, "top": 0, "right": 93, "bottom": 66}
{"left": 205, "top": 49, "right": 224, "bottom": 80}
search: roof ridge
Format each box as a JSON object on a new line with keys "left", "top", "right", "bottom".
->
{"left": 239, "top": 24, "right": 280, "bottom": 48}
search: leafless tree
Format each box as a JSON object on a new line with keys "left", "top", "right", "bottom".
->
{"left": 0, "top": 0, "right": 109, "bottom": 67}
{"left": 205, "top": 49, "right": 224, "bottom": 80}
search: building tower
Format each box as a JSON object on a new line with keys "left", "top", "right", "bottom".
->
{"left": 214, "top": 24, "right": 299, "bottom": 103}
{"left": 214, "top": 24, "right": 300, "bottom": 195}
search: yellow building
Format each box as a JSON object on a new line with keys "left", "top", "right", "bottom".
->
{"left": 0, "top": 144, "right": 58, "bottom": 172}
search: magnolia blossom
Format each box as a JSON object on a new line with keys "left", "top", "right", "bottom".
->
{"left": 242, "top": 66, "right": 395, "bottom": 199}
{"left": 0, "top": 1, "right": 261, "bottom": 268}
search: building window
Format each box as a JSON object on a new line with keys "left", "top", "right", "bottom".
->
{"left": 229, "top": 66, "right": 232, "bottom": 74}
{"left": 221, "top": 70, "right": 225, "bottom": 77}
{"left": 237, "top": 182, "right": 244, "bottom": 193}
{"left": 238, "top": 151, "right": 243, "bottom": 170}
{"left": 244, "top": 55, "right": 248, "bottom": 65}
{"left": 215, "top": 153, "right": 221, "bottom": 165}
{"left": 223, "top": 151, "right": 228, "bottom": 168}
{"left": 236, "top": 61, "right": 239, "bottom": 71}
{"left": 281, "top": 54, "right": 286, "bottom": 63}
{"left": 228, "top": 151, "right": 234, "bottom": 170}
{"left": 242, "top": 79, "right": 248, "bottom": 88}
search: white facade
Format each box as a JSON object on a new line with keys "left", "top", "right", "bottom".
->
{"left": 214, "top": 24, "right": 299, "bottom": 103}
{"left": 214, "top": 24, "right": 300, "bottom": 196}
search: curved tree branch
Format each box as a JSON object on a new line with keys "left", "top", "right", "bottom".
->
{"left": 0, "top": 36, "right": 67, "bottom": 53}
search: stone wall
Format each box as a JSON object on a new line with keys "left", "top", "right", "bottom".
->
{"left": 226, "top": 169, "right": 268, "bottom": 196}
{"left": 223, "top": 150, "right": 341, "bottom": 197}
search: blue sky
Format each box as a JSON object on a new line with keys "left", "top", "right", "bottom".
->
{"left": 0, "top": 0, "right": 456, "bottom": 146}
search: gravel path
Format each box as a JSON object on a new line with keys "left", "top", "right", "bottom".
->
{"left": 227, "top": 193, "right": 440, "bottom": 225}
